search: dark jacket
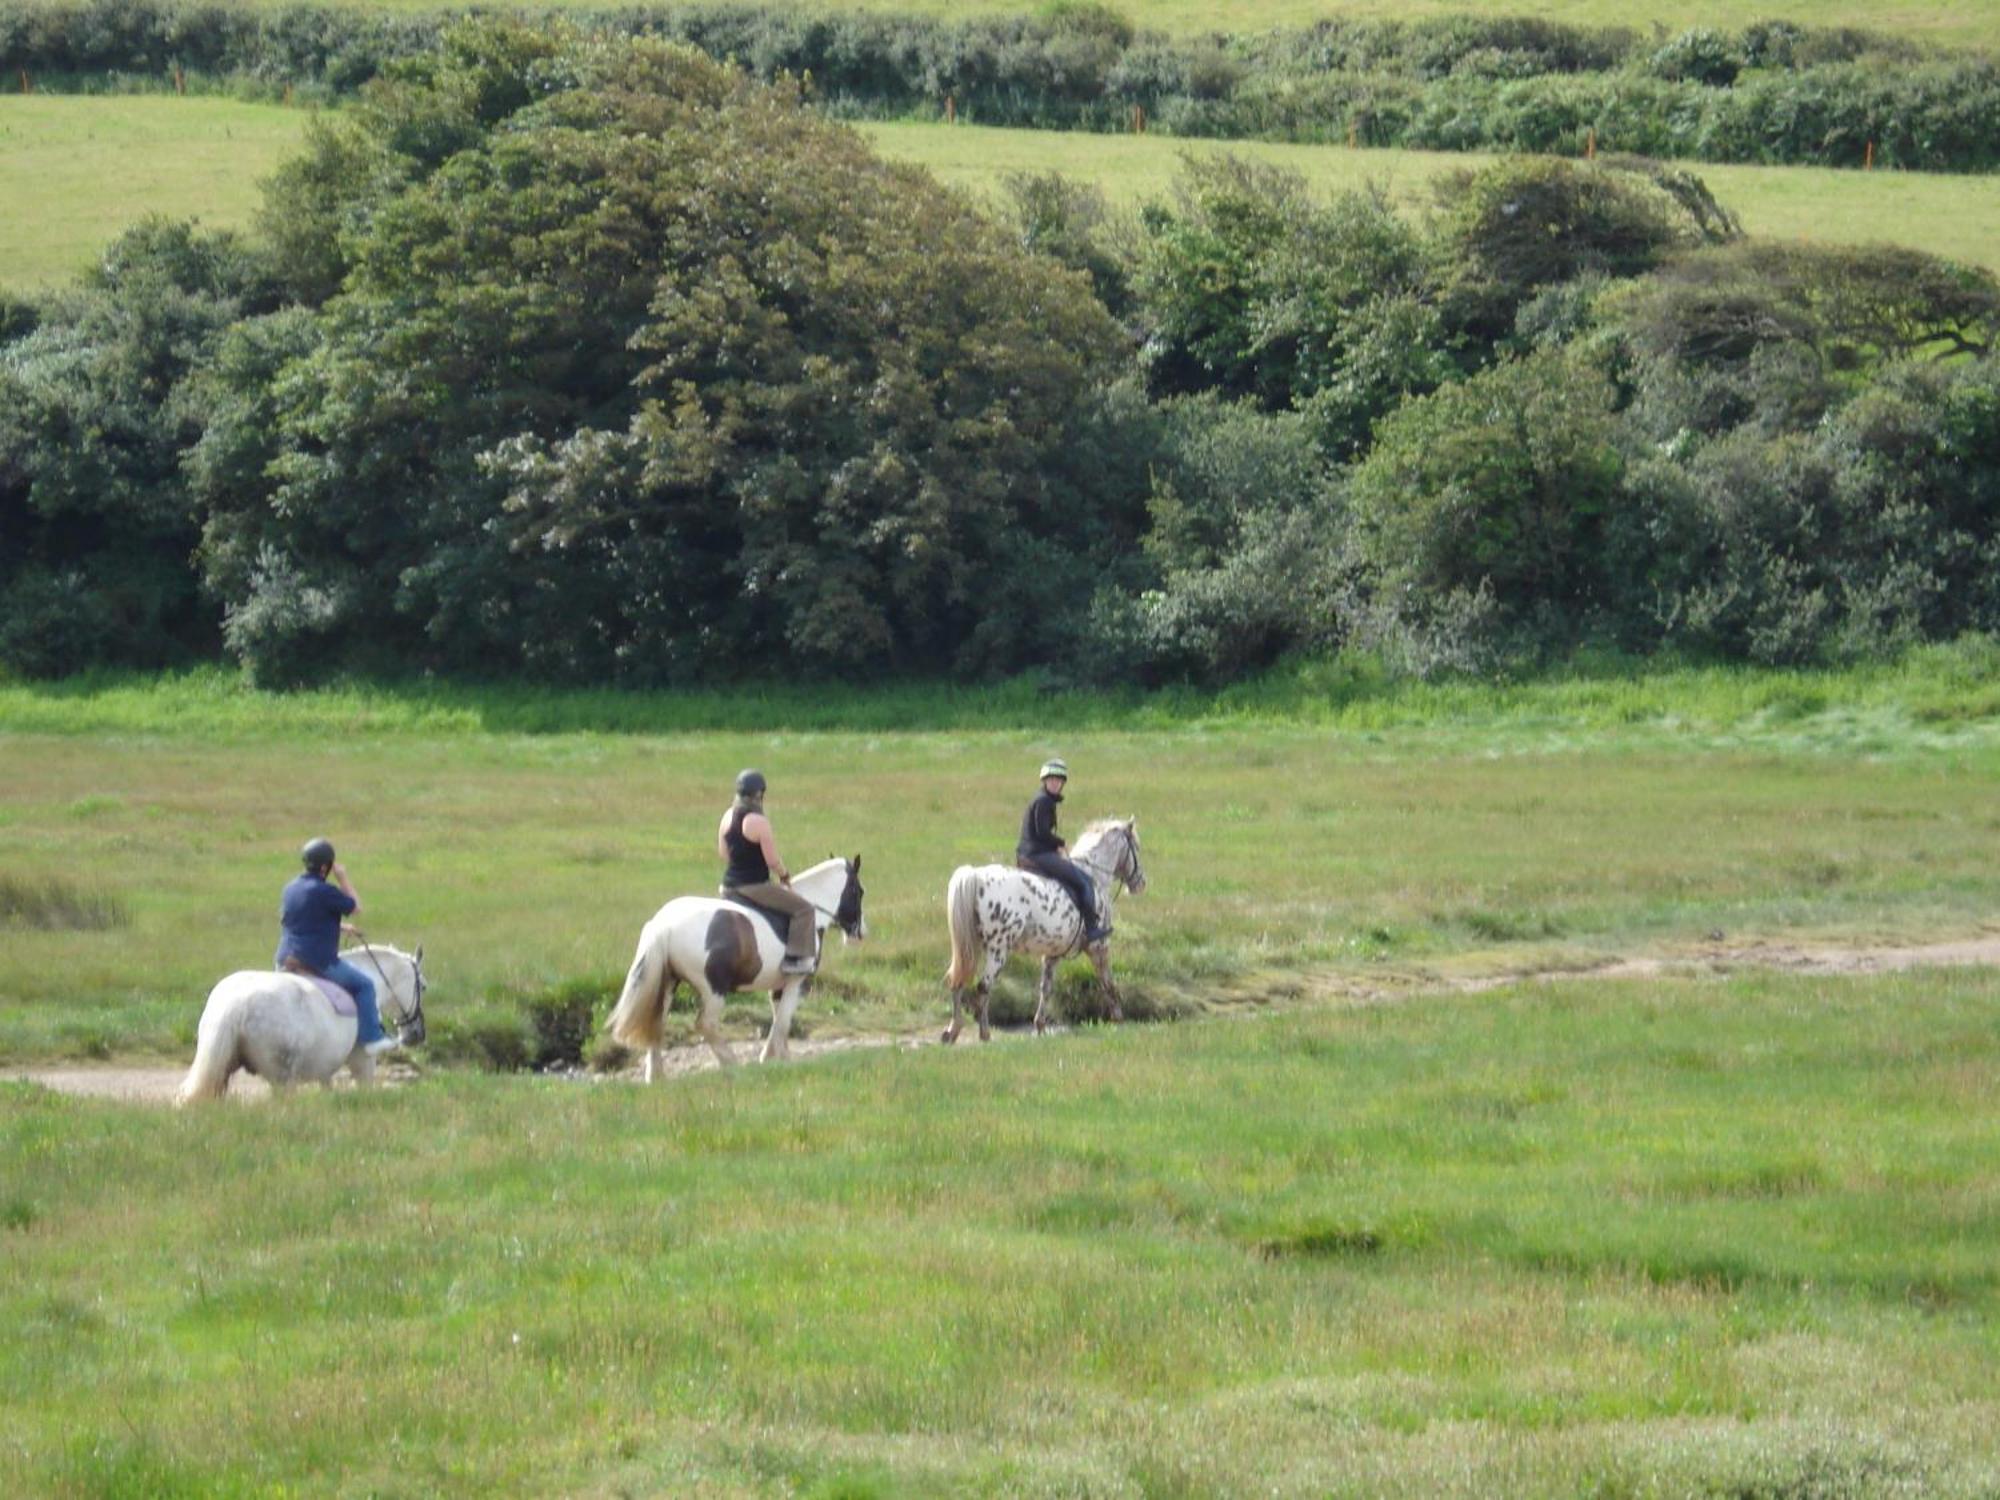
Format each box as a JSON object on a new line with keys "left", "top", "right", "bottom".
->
{"left": 1017, "top": 789, "right": 1065, "bottom": 860}
{"left": 275, "top": 872, "right": 355, "bottom": 971}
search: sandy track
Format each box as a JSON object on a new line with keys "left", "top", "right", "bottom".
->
{"left": 10, "top": 933, "right": 1998, "bottom": 1104}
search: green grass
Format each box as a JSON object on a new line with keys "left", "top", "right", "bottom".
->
{"left": 0, "top": 94, "right": 310, "bottom": 289}
{"left": 6, "top": 966, "right": 2000, "bottom": 1493}
{"left": 861, "top": 121, "right": 2000, "bottom": 274}
{"left": 3, "top": 642, "right": 2000, "bottom": 1063}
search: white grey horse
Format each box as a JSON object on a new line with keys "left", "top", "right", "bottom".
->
{"left": 942, "top": 819, "right": 1145, "bottom": 1043}
{"left": 176, "top": 942, "right": 427, "bottom": 1104}
{"left": 606, "top": 856, "right": 866, "bottom": 1077}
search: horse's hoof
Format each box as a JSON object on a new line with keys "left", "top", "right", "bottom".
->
{"left": 941, "top": 1030, "right": 956, "bottom": 1045}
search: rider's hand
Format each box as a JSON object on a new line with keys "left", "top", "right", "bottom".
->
{"left": 340, "top": 922, "right": 359, "bottom": 936}
{"left": 332, "top": 862, "right": 348, "bottom": 879}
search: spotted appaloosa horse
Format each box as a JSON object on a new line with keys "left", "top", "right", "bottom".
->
{"left": 606, "top": 856, "right": 865, "bottom": 1075}
{"left": 941, "top": 819, "right": 1145, "bottom": 1043}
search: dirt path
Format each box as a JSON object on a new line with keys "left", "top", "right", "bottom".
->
{"left": 12, "top": 933, "right": 1999, "bottom": 1103}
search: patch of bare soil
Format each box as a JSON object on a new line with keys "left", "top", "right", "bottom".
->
{"left": 12, "top": 934, "right": 1997, "bottom": 1102}
{"left": 5, "top": 1060, "right": 423, "bottom": 1104}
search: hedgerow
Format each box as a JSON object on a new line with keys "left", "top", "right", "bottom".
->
{"left": 3, "top": 2, "right": 1996, "bottom": 170}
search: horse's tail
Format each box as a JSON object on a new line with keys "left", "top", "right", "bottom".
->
{"left": 176, "top": 988, "right": 241, "bottom": 1106}
{"left": 607, "top": 929, "right": 673, "bottom": 1050}
{"left": 944, "top": 867, "right": 983, "bottom": 989}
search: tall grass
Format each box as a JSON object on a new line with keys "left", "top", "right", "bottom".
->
{"left": 6, "top": 636, "right": 2000, "bottom": 739}
{"left": 0, "top": 872, "right": 127, "bottom": 930}
{"left": 5, "top": 967, "right": 2000, "bottom": 1493}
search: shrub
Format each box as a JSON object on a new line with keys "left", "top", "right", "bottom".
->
{"left": 1348, "top": 349, "right": 1628, "bottom": 656}
{"left": 1646, "top": 29, "right": 1741, "bottom": 88}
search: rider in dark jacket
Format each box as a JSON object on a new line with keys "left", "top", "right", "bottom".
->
{"left": 1016, "top": 758, "right": 1111, "bottom": 945}
{"left": 277, "top": 838, "right": 398, "bottom": 1056}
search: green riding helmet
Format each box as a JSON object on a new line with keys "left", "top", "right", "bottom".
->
{"left": 735, "top": 768, "right": 768, "bottom": 798}
{"left": 1039, "top": 759, "right": 1069, "bottom": 782}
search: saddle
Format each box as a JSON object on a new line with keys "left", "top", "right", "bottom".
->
{"left": 1016, "top": 858, "right": 1103, "bottom": 931}
{"left": 717, "top": 888, "right": 794, "bottom": 944}
{"left": 279, "top": 956, "right": 357, "bottom": 1018}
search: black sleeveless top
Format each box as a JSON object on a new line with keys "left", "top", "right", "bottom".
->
{"left": 722, "top": 803, "right": 770, "bottom": 888}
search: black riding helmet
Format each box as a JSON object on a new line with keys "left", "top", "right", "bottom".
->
{"left": 301, "top": 837, "right": 336, "bottom": 873}
{"left": 735, "top": 769, "right": 767, "bottom": 798}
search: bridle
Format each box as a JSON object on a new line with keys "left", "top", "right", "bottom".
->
{"left": 798, "top": 863, "right": 865, "bottom": 939}
{"left": 353, "top": 934, "right": 427, "bottom": 1040}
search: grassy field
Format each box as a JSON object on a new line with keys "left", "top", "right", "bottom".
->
{"left": 0, "top": 94, "right": 309, "bottom": 289}
{"left": 6, "top": 964, "right": 2000, "bottom": 1493}
{"left": 7, "top": 96, "right": 2000, "bottom": 293}
{"left": 3, "top": 644, "right": 1999, "bottom": 1064}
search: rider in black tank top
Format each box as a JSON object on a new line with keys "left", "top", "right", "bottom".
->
{"left": 716, "top": 769, "right": 818, "bottom": 974}
{"left": 723, "top": 803, "right": 771, "bottom": 888}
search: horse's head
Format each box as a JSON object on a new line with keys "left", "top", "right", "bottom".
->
{"left": 345, "top": 941, "right": 428, "bottom": 1046}
{"left": 833, "top": 855, "right": 867, "bottom": 943}
{"left": 1112, "top": 820, "right": 1146, "bottom": 896}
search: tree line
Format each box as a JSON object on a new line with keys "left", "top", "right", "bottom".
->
{"left": 5, "top": 1, "right": 1999, "bottom": 172}
{"left": 3, "top": 23, "right": 1998, "bottom": 685}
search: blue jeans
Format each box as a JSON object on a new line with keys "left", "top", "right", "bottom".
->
{"left": 322, "top": 956, "right": 387, "bottom": 1045}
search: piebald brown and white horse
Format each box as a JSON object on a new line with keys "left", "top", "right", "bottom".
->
{"left": 942, "top": 820, "right": 1145, "bottom": 1043}
{"left": 176, "top": 942, "right": 427, "bottom": 1104}
{"left": 606, "top": 856, "right": 865, "bottom": 1077}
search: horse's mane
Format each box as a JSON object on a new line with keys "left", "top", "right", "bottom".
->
{"left": 1074, "top": 818, "right": 1132, "bottom": 844}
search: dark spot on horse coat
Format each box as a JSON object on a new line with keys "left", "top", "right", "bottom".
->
{"left": 704, "top": 910, "right": 762, "bottom": 995}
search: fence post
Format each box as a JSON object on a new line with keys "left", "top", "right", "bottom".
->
{"left": 944, "top": 92, "right": 955, "bottom": 124}
{"left": 1864, "top": 140, "right": 1875, "bottom": 170}
{"left": 1347, "top": 119, "right": 1358, "bottom": 148}
{"left": 174, "top": 66, "right": 185, "bottom": 96}
{"left": 19, "top": 69, "right": 29, "bottom": 94}
{"left": 1585, "top": 127, "right": 1596, "bottom": 159}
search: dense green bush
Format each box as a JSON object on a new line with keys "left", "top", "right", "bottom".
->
{"left": 1133, "top": 157, "right": 1446, "bottom": 435}
{"left": 199, "top": 27, "right": 1136, "bottom": 682}
{"left": 1348, "top": 349, "right": 1628, "bottom": 660}
{"left": 0, "top": 219, "right": 275, "bottom": 676}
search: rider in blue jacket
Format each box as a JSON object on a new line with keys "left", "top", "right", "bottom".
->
{"left": 277, "top": 838, "right": 398, "bottom": 1056}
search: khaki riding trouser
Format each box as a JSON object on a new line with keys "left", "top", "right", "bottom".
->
{"left": 727, "top": 881, "right": 819, "bottom": 960}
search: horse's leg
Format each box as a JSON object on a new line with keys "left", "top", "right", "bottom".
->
{"left": 977, "top": 950, "right": 1007, "bottom": 1043}
{"left": 1091, "top": 944, "right": 1124, "bottom": 1023}
{"left": 643, "top": 1046, "right": 662, "bottom": 1084}
{"left": 1034, "top": 956, "right": 1059, "bottom": 1035}
{"left": 695, "top": 983, "right": 739, "bottom": 1068}
{"left": 943, "top": 982, "right": 965, "bottom": 1045}
{"left": 763, "top": 978, "right": 806, "bottom": 1063}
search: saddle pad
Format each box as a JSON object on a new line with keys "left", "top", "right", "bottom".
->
{"left": 303, "top": 974, "right": 357, "bottom": 1017}
{"left": 717, "top": 889, "right": 791, "bottom": 942}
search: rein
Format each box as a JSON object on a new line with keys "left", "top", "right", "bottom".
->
{"left": 353, "top": 934, "right": 424, "bottom": 1032}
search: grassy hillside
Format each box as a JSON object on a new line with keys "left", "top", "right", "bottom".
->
{"left": 0, "top": 95, "right": 307, "bottom": 289}
{"left": 7, "top": 97, "right": 1999, "bottom": 293}
{"left": 6, "top": 965, "right": 2000, "bottom": 1493}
